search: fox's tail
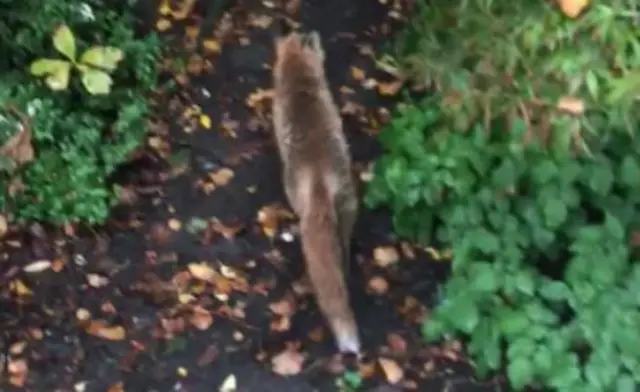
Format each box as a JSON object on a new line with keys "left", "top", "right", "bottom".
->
{"left": 298, "top": 174, "right": 360, "bottom": 354}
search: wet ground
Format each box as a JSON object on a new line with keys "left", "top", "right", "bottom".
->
{"left": 0, "top": 0, "right": 509, "bottom": 390}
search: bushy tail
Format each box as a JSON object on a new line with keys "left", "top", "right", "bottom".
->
{"left": 299, "top": 175, "right": 360, "bottom": 354}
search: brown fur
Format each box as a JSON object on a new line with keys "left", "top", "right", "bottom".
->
{"left": 272, "top": 31, "right": 360, "bottom": 353}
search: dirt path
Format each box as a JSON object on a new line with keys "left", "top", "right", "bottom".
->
{"left": 0, "top": 0, "right": 508, "bottom": 391}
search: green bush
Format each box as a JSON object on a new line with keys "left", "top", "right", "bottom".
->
{"left": 366, "top": 1, "right": 640, "bottom": 391}
{"left": 0, "top": 0, "right": 161, "bottom": 224}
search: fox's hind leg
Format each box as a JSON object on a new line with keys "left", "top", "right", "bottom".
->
{"left": 336, "top": 185, "right": 358, "bottom": 275}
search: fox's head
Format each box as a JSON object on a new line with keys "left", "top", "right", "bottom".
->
{"left": 273, "top": 30, "right": 326, "bottom": 82}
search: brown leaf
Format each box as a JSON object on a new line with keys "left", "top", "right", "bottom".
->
{"left": 107, "top": 382, "right": 125, "bottom": 392}
{"left": 0, "top": 214, "right": 7, "bottom": 238}
{"left": 211, "top": 218, "right": 244, "bottom": 240}
{"left": 351, "top": 66, "right": 365, "bottom": 81}
{"left": 85, "top": 321, "right": 126, "bottom": 341}
{"left": 8, "top": 358, "right": 28, "bottom": 387}
{"left": 377, "top": 80, "right": 404, "bottom": 96}
{"left": 378, "top": 357, "right": 404, "bottom": 384}
{"left": 209, "top": 168, "right": 235, "bottom": 186}
{"left": 556, "top": 96, "right": 585, "bottom": 115}
{"left": 373, "top": 246, "right": 400, "bottom": 267}
{"left": 558, "top": 0, "right": 590, "bottom": 18}
{"left": 387, "top": 333, "right": 407, "bottom": 354}
{"left": 271, "top": 349, "right": 305, "bottom": 376}
{"left": 188, "top": 262, "right": 217, "bottom": 282}
{"left": 196, "top": 345, "right": 219, "bottom": 367}
{"left": 0, "top": 124, "right": 33, "bottom": 172}
{"left": 269, "top": 295, "right": 296, "bottom": 316}
{"left": 367, "top": 276, "right": 389, "bottom": 294}
{"left": 257, "top": 204, "right": 295, "bottom": 239}
{"left": 189, "top": 305, "right": 214, "bottom": 330}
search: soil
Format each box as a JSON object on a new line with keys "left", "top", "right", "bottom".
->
{"left": 0, "top": 0, "right": 509, "bottom": 391}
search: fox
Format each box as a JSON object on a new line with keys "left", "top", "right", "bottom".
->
{"left": 271, "top": 30, "right": 361, "bottom": 354}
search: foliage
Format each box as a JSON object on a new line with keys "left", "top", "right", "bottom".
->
{"left": 0, "top": 0, "right": 161, "bottom": 224}
{"left": 366, "top": 0, "right": 640, "bottom": 391}
{"left": 30, "top": 24, "right": 124, "bottom": 95}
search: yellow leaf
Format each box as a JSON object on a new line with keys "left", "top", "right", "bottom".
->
{"left": 53, "top": 24, "right": 76, "bottom": 61}
{"left": 188, "top": 262, "right": 217, "bottom": 282}
{"left": 373, "top": 246, "right": 400, "bottom": 267}
{"left": 558, "top": 0, "right": 590, "bottom": 18}
{"left": 203, "top": 39, "right": 221, "bottom": 53}
{"left": 159, "top": 0, "right": 172, "bottom": 15}
{"left": 156, "top": 18, "right": 172, "bottom": 32}
{"left": 81, "top": 69, "right": 113, "bottom": 95}
{"left": 350, "top": 66, "right": 365, "bottom": 81}
{"left": 200, "top": 114, "right": 212, "bottom": 129}
{"left": 11, "top": 280, "right": 32, "bottom": 296}
{"left": 80, "top": 46, "right": 124, "bottom": 71}
{"left": 0, "top": 215, "right": 6, "bottom": 238}
{"left": 30, "top": 59, "right": 72, "bottom": 91}
{"left": 377, "top": 80, "right": 404, "bottom": 96}
{"left": 85, "top": 321, "right": 126, "bottom": 341}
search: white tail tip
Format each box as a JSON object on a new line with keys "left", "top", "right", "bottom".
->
{"left": 335, "top": 330, "right": 361, "bottom": 355}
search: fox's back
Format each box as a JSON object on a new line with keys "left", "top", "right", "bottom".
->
{"left": 272, "top": 32, "right": 350, "bottom": 178}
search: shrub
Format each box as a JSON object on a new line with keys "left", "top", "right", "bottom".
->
{"left": 366, "top": 0, "right": 640, "bottom": 391}
{"left": 0, "top": 0, "right": 161, "bottom": 224}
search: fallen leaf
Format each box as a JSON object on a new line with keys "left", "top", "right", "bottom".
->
{"left": 0, "top": 214, "right": 7, "bottom": 238}
{"left": 197, "top": 345, "right": 219, "bottom": 366}
{"left": 558, "top": 0, "right": 590, "bottom": 18}
{"left": 373, "top": 246, "right": 400, "bottom": 267}
{"left": 351, "top": 66, "right": 365, "bottom": 81}
{"left": 189, "top": 305, "right": 214, "bottom": 330}
{"left": 23, "top": 259, "right": 51, "bottom": 273}
{"left": 209, "top": 168, "right": 234, "bottom": 186}
{"left": 200, "top": 114, "right": 212, "bottom": 129}
{"left": 246, "top": 88, "right": 274, "bottom": 108}
{"left": 556, "top": 96, "right": 585, "bottom": 115}
{"left": 177, "top": 366, "right": 188, "bottom": 377}
{"left": 156, "top": 18, "right": 172, "bottom": 31}
{"left": 367, "top": 276, "right": 389, "bottom": 294}
{"left": 85, "top": 321, "right": 126, "bottom": 341}
{"left": 203, "top": 39, "right": 221, "bottom": 53}
{"left": 0, "top": 122, "right": 34, "bottom": 172}
{"left": 377, "top": 80, "right": 404, "bottom": 96}
{"left": 378, "top": 357, "right": 404, "bottom": 384}
{"left": 257, "top": 205, "right": 295, "bottom": 239}
{"left": 11, "top": 279, "right": 32, "bottom": 296}
{"left": 219, "top": 374, "right": 237, "bottom": 392}
{"left": 387, "top": 333, "right": 407, "bottom": 354}
{"left": 171, "top": 0, "right": 195, "bottom": 20}
{"left": 271, "top": 349, "right": 305, "bottom": 376}
{"left": 8, "top": 358, "right": 28, "bottom": 387}
{"left": 168, "top": 218, "right": 182, "bottom": 231}
{"left": 210, "top": 218, "right": 244, "bottom": 240}
{"left": 107, "top": 382, "right": 125, "bottom": 392}
{"left": 269, "top": 295, "right": 296, "bottom": 316}
{"left": 87, "top": 273, "right": 109, "bottom": 288}
{"left": 188, "top": 262, "right": 217, "bottom": 282}
{"left": 76, "top": 308, "right": 91, "bottom": 321}
{"left": 250, "top": 14, "right": 273, "bottom": 29}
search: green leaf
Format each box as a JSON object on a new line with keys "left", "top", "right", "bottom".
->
{"left": 472, "top": 262, "right": 499, "bottom": 293}
{"left": 474, "top": 228, "right": 500, "bottom": 254}
{"left": 343, "top": 371, "right": 362, "bottom": 388}
{"left": 524, "top": 302, "right": 558, "bottom": 325}
{"left": 498, "top": 309, "right": 529, "bottom": 337}
{"left": 543, "top": 199, "right": 567, "bottom": 229}
{"left": 422, "top": 317, "right": 445, "bottom": 341}
{"left": 587, "top": 164, "right": 614, "bottom": 195}
{"left": 80, "top": 46, "right": 124, "bottom": 71}
{"left": 617, "top": 374, "right": 636, "bottom": 392}
{"left": 507, "top": 357, "right": 534, "bottom": 390}
{"left": 81, "top": 69, "right": 113, "bottom": 95}
{"left": 29, "top": 59, "right": 72, "bottom": 91}
{"left": 492, "top": 159, "right": 517, "bottom": 188}
{"left": 604, "top": 213, "right": 625, "bottom": 241}
{"left": 448, "top": 296, "right": 480, "bottom": 333}
{"left": 515, "top": 270, "right": 536, "bottom": 296}
{"left": 53, "top": 24, "right": 76, "bottom": 61}
{"left": 538, "top": 280, "right": 570, "bottom": 301}
{"left": 620, "top": 156, "right": 640, "bottom": 188}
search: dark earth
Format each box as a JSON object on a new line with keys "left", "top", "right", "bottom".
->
{"left": 1, "top": 0, "right": 510, "bottom": 391}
